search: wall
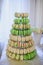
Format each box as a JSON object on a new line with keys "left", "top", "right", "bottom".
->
{"left": 0, "top": 0, "right": 30, "bottom": 43}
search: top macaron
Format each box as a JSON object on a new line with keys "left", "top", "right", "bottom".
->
{"left": 15, "top": 13, "right": 28, "bottom": 17}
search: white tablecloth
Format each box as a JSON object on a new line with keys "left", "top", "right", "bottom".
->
{"left": 0, "top": 45, "right": 43, "bottom": 65}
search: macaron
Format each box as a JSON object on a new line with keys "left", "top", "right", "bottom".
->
{"left": 16, "top": 54, "right": 20, "bottom": 60}
{"left": 23, "top": 30, "right": 26, "bottom": 36}
{"left": 11, "top": 29, "right": 15, "bottom": 35}
{"left": 21, "top": 43, "right": 24, "bottom": 48}
{"left": 18, "top": 42, "right": 22, "bottom": 47}
{"left": 11, "top": 53, "right": 15, "bottom": 59}
{"left": 19, "top": 42, "right": 22, "bottom": 47}
{"left": 25, "top": 24, "right": 30, "bottom": 29}
{"left": 33, "top": 50, "right": 36, "bottom": 56}
{"left": 18, "top": 36, "right": 21, "bottom": 41}
{"left": 28, "top": 29, "right": 32, "bottom": 35}
{"left": 21, "top": 18, "right": 24, "bottom": 24}
{"left": 8, "top": 52, "right": 11, "bottom": 57}
{"left": 24, "top": 49, "right": 27, "bottom": 54}
{"left": 15, "top": 24, "right": 19, "bottom": 29}
{"left": 22, "top": 37, "right": 25, "bottom": 42}
{"left": 20, "top": 55, "right": 23, "bottom": 60}
{"left": 12, "top": 24, "right": 18, "bottom": 29}
{"left": 23, "top": 18, "right": 26, "bottom": 24}
{"left": 25, "top": 36, "right": 29, "bottom": 41}
{"left": 23, "top": 13, "right": 28, "bottom": 17}
{"left": 16, "top": 49, "right": 20, "bottom": 54}
{"left": 15, "top": 13, "right": 20, "bottom": 17}
{"left": 14, "top": 30, "right": 18, "bottom": 35}
{"left": 13, "top": 48, "right": 16, "bottom": 53}
{"left": 14, "top": 19, "right": 20, "bottom": 24}
{"left": 19, "top": 49, "right": 24, "bottom": 54}
{"left": 17, "top": 18, "right": 21, "bottom": 24}
{"left": 25, "top": 18, "right": 29, "bottom": 24}
{"left": 23, "top": 24, "right": 26, "bottom": 29}
{"left": 14, "top": 19, "right": 18, "bottom": 24}
{"left": 28, "top": 41, "right": 32, "bottom": 47}
{"left": 11, "top": 29, "right": 18, "bottom": 35}
{"left": 14, "top": 42, "right": 18, "bottom": 47}
{"left": 30, "top": 52, "right": 34, "bottom": 59}
{"left": 26, "top": 43, "right": 28, "bottom": 48}
{"left": 24, "top": 30, "right": 28, "bottom": 36}
{"left": 21, "top": 13, "right": 24, "bottom": 17}
{"left": 19, "top": 24, "right": 23, "bottom": 29}
{"left": 23, "top": 43, "right": 26, "bottom": 48}
{"left": 23, "top": 54, "right": 28, "bottom": 60}
{"left": 10, "top": 42, "right": 14, "bottom": 47}
{"left": 10, "top": 35, "right": 18, "bottom": 41}
{"left": 21, "top": 13, "right": 28, "bottom": 17}
{"left": 28, "top": 53, "right": 31, "bottom": 59}
{"left": 19, "top": 30, "right": 23, "bottom": 36}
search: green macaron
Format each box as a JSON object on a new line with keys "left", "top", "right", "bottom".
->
{"left": 21, "top": 18, "right": 29, "bottom": 24}
{"left": 24, "top": 30, "right": 28, "bottom": 36}
{"left": 25, "top": 18, "right": 30, "bottom": 24}
{"left": 23, "top": 54, "right": 28, "bottom": 60}
{"left": 30, "top": 52, "right": 34, "bottom": 59}
{"left": 19, "top": 30, "right": 23, "bottom": 35}
{"left": 28, "top": 29, "right": 32, "bottom": 35}
{"left": 11, "top": 29, "right": 15, "bottom": 35}
{"left": 23, "top": 18, "right": 26, "bottom": 24}
{"left": 33, "top": 50, "right": 36, "bottom": 56}
{"left": 28, "top": 53, "right": 31, "bottom": 59}
{"left": 15, "top": 30, "right": 18, "bottom": 35}
{"left": 11, "top": 29, "right": 18, "bottom": 35}
{"left": 21, "top": 18, "right": 24, "bottom": 24}
{"left": 14, "top": 19, "right": 20, "bottom": 24}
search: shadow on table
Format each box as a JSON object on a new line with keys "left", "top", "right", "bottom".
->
{"left": 0, "top": 42, "right": 4, "bottom": 59}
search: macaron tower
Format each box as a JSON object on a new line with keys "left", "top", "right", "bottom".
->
{"left": 6, "top": 13, "right": 36, "bottom": 60}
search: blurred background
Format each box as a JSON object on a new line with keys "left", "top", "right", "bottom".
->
{"left": 0, "top": 0, "right": 43, "bottom": 61}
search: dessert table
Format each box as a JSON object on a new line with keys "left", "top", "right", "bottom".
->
{"left": 0, "top": 45, "right": 43, "bottom": 65}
